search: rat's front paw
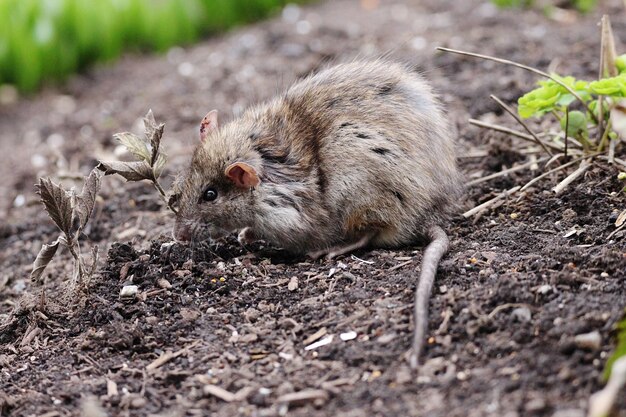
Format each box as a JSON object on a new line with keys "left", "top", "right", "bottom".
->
{"left": 237, "top": 227, "right": 256, "bottom": 246}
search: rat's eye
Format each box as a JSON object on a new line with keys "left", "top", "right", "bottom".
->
{"left": 201, "top": 187, "right": 218, "bottom": 202}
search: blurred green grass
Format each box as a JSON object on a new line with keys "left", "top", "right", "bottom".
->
{"left": 0, "top": 0, "right": 304, "bottom": 93}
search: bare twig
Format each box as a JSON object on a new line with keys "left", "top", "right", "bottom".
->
{"left": 491, "top": 95, "right": 553, "bottom": 155}
{"left": 520, "top": 154, "right": 598, "bottom": 191}
{"left": 146, "top": 340, "right": 200, "bottom": 371}
{"left": 463, "top": 186, "right": 521, "bottom": 218}
{"left": 606, "top": 223, "right": 625, "bottom": 240}
{"left": 437, "top": 47, "right": 598, "bottom": 124}
{"left": 467, "top": 157, "right": 549, "bottom": 187}
{"left": 598, "top": 155, "right": 626, "bottom": 170}
{"left": 389, "top": 259, "right": 413, "bottom": 271}
{"left": 552, "top": 160, "right": 591, "bottom": 194}
{"left": 469, "top": 119, "right": 563, "bottom": 151}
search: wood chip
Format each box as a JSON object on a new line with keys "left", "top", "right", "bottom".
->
{"left": 106, "top": 379, "right": 118, "bottom": 397}
{"left": 303, "top": 327, "right": 327, "bottom": 346}
{"left": 146, "top": 340, "right": 200, "bottom": 372}
{"left": 304, "top": 335, "right": 334, "bottom": 351}
{"left": 157, "top": 278, "right": 172, "bottom": 289}
{"left": 288, "top": 276, "right": 298, "bottom": 291}
{"left": 276, "top": 389, "right": 329, "bottom": 405}
{"left": 203, "top": 384, "right": 237, "bottom": 402}
{"left": 389, "top": 259, "right": 412, "bottom": 271}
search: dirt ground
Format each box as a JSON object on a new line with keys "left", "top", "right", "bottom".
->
{"left": 1, "top": 0, "right": 626, "bottom": 416}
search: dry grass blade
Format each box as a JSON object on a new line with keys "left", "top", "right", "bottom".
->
{"left": 37, "top": 177, "right": 74, "bottom": 236}
{"left": 490, "top": 95, "right": 553, "bottom": 155}
{"left": 468, "top": 119, "right": 565, "bottom": 152}
{"left": 31, "top": 239, "right": 60, "bottom": 284}
{"left": 146, "top": 340, "right": 200, "bottom": 372}
{"left": 600, "top": 15, "right": 618, "bottom": 79}
{"left": 202, "top": 384, "right": 237, "bottom": 402}
{"left": 466, "top": 157, "right": 549, "bottom": 187}
{"left": 552, "top": 160, "right": 591, "bottom": 194}
{"left": 520, "top": 154, "right": 598, "bottom": 191}
{"left": 276, "top": 389, "right": 329, "bottom": 405}
{"left": 75, "top": 168, "right": 103, "bottom": 230}
{"left": 437, "top": 47, "right": 598, "bottom": 123}
{"left": 97, "top": 161, "right": 154, "bottom": 182}
{"left": 463, "top": 186, "right": 521, "bottom": 218}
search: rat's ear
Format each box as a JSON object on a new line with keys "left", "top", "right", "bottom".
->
{"left": 225, "top": 162, "right": 260, "bottom": 189}
{"left": 199, "top": 110, "right": 219, "bottom": 142}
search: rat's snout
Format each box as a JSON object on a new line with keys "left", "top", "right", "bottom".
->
{"left": 173, "top": 219, "right": 192, "bottom": 242}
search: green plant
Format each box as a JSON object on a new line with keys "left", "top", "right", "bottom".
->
{"left": 491, "top": 0, "right": 597, "bottom": 12}
{"left": 0, "top": 0, "right": 306, "bottom": 93}
{"left": 438, "top": 16, "right": 625, "bottom": 199}
{"left": 31, "top": 168, "right": 102, "bottom": 302}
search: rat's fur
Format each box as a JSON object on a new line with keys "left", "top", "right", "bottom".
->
{"left": 174, "top": 60, "right": 461, "bottom": 254}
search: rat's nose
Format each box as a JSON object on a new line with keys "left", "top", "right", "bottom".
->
{"left": 173, "top": 220, "right": 192, "bottom": 242}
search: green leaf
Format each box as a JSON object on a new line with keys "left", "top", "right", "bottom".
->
{"left": 561, "top": 110, "right": 588, "bottom": 138}
{"left": 589, "top": 74, "right": 626, "bottom": 97}
{"left": 616, "top": 54, "right": 626, "bottom": 74}
{"left": 518, "top": 83, "right": 562, "bottom": 118}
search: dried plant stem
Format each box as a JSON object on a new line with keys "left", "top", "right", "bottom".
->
{"left": 437, "top": 47, "right": 598, "bottom": 124}
{"left": 552, "top": 160, "right": 591, "bottom": 194}
{"left": 564, "top": 108, "right": 569, "bottom": 158}
{"left": 152, "top": 179, "right": 177, "bottom": 214}
{"left": 466, "top": 157, "right": 548, "bottom": 187}
{"left": 520, "top": 153, "right": 599, "bottom": 191}
{"left": 468, "top": 119, "right": 563, "bottom": 152}
{"left": 463, "top": 186, "right": 521, "bottom": 218}
{"left": 490, "top": 95, "right": 553, "bottom": 155}
{"left": 597, "top": 119, "right": 612, "bottom": 153}
{"left": 608, "top": 136, "right": 616, "bottom": 164}
{"left": 598, "top": 155, "right": 626, "bottom": 170}
{"left": 545, "top": 153, "right": 564, "bottom": 169}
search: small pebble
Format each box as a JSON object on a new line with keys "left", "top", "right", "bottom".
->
{"left": 120, "top": 285, "right": 138, "bottom": 300}
{"left": 340, "top": 331, "right": 357, "bottom": 341}
{"left": 511, "top": 307, "right": 532, "bottom": 323}
{"left": 574, "top": 331, "right": 601, "bottom": 350}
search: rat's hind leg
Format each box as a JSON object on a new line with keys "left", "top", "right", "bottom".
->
{"left": 308, "top": 231, "right": 377, "bottom": 260}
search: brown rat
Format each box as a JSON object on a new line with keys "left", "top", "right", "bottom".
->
{"left": 173, "top": 60, "right": 462, "bottom": 367}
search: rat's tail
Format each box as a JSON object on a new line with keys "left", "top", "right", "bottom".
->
{"left": 409, "top": 225, "right": 449, "bottom": 369}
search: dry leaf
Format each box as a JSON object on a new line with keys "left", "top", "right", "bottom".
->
{"left": 143, "top": 110, "right": 164, "bottom": 166}
{"left": 31, "top": 239, "right": 60, "bottom": 284}
{"left": 75, "top": 168, "right": 103, "bottom": 230}
{"left": 37, "top": 177, "right": 73, "bottom": 235}
{"left": 153, "top": 153, "right": 167, "bottom": 179}
{"left": 97, "top": 161, "right": 154, "bottom": 182}
{"left": 114, "top": 132, "right": 151, "bottom": 162}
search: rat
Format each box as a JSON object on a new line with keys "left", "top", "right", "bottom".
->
{"left": 172, "top": 60, "right": 461, "bottom": 368}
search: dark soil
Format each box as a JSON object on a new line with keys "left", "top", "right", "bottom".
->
{"left": 1, "top": 0, "right": 626, "bottom": 416}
